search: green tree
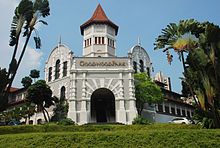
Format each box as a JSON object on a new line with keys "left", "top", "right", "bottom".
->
{"left": 29, "top": 69, "right": 40, "bottom": 82}
{"left": 134, "top": 73, "right": 163, "bottom": 115}
{"left": 51, "top": 97, "right": 69, "bottom": 122}
{"left": 26, "top": 80, "right": 55, "bottom": 122}
{"left": 154, "top": 20, "right": 220, "bottom": 128}
{"left": 0, "top": 0, "right": 50, "bottom": 101}
{"left": 0, "top": 68, "right": 9, "bottom": 111}
{"left": 21, "top": 76, "right": 33, "bottom": 88}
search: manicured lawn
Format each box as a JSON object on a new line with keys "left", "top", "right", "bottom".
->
{"left": 0, "top": 124, "right": 220, "bottom": 147}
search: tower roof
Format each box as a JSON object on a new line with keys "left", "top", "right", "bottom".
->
{"left": 80, "top": 4, "right": 119, "bottom": 35}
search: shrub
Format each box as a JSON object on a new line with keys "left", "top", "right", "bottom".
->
{"left": 57, "top": 118, "right": 75, "bottom": 126}
{"left": 132, "top": 116, "right": 151, "bottom": 125}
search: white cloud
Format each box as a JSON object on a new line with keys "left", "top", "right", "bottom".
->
{"left": 0, "top": 1, "right": 43, "bottom": 87}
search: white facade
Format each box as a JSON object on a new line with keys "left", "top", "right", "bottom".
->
{"left": 45, "top": 4, "right": 137, "bottom": 125}
{"left": 83, "top": 25, "right": 116, "bottom": 57}
{"left": 154, "top": 71, "right": 171, "bottom": 91}
{"left": 45, "top": 47, "right": 137, "bottom": 125}
{"left": 129, "top": 44, "right": 152, "bottom": 76}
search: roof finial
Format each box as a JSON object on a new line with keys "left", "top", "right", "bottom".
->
{"left": 58, "top": 35, "right": 62, "bottom": 45}
{"left": 96, "top": 0, "right": 100, "bottom": 4}
{"left": 138, "top": 36, "right": 141, "bottom": 46}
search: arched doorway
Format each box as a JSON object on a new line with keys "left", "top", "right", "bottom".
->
{"left": 91, "top": 88, "right": 115, "bottom": 123}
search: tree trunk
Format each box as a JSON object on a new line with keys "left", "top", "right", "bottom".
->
{"left": 6, "top": 29, "right": 33, "bottom": 93}
{"left": 212, "top": 105, "right": 220, "bottom": 128}
{"left": 44, "top": 108, "right": 50, "bottom": 122}
{"left": 41, "top": 105, "right": 48, "bottom": 123}
{"left": 7, "top": 33, "right": 20, "bottom": 80}
{"left": 181, "top": 51, "right": 200, "bottom": 107}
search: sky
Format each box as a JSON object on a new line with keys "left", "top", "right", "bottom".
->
{"left": 0, "top": 0, "right": 220, "bottom": 93}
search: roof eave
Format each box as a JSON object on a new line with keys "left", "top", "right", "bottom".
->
{"left": 80, "top": 21, "right": 118, "bottom": 36}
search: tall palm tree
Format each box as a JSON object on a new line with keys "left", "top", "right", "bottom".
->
{"left": 155, "top": 20, "right": 220, "bottom": 128}
{"left": 154, "top": 19, "right": 201, "bottom": 105}
{"left": 6, "top": 0, "right": 50, "bottom": 93}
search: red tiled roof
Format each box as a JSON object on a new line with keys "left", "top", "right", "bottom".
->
{"left": 80, "top": 4, "right": 118, "bottom": 35}
{"left": 9, "top": 87, "right": 19, "bottom": 93}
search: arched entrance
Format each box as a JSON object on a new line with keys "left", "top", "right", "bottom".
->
{"left": 91, "top": 88, "right": 115, "bottom": 123}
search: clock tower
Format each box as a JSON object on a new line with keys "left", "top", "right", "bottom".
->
{"left": 80, "top": 4, "right": 119, "bottom": 57}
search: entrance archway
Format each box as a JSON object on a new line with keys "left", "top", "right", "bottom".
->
{"left": 91, "top": 88, "right": 115, "bottom": 123}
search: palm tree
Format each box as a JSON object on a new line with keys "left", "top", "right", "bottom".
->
{"left": 155, "top": 20, "right": 220, "bottom": 128}
{"left": 154, "top": 19, "right": 201, "bottom": 105}
{"left": 6, "top": 0, "right": 50, "bottom": 94}
{"left": 30, "top": 69, "right": 40, "bottom": 82}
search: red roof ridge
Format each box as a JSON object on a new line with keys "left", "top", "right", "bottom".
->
{"left": 80, "top": 4, "right": 118, "bottom": 35}
{"left": 90, "top": 4, "right": 109, "bottom": 21}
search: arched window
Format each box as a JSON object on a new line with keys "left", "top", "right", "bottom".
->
{"left": 147, "top": 67, "right": 150, "bottom": 77}
{"left": 48, "top": 67, "right": 52, "bottom": 82}
{"left": 140, "top": 60, "right": 144, "bottom": 72}
{"left": 133, "top": 61, "right": 137, "bottom": 73}
{"left": 55, "top": 59, "right": 60, "bottom": 79}
{"left": 63, "top": 61, "right": 67, "bottom": 77}
{"left": 60, "top": 86, "right": 66, "bottom": 101}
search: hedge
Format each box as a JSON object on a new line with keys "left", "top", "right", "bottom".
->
{"left": 0, "top": 130, "right": 220, "bottom": 147}
{"left": 0, "top": 123, "right": 201, "bottom": 135}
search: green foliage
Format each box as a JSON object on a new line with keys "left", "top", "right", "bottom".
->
{"left": 27, "top": 80, "right": 54, "bottom": 107}
{"left": 132, "top": 116, "right": 151, "bottom": 125}
{"left": 6, "top": 0, "right": 50, "bottom": 97}
{"left": 9, "top": 0, "right": 33, "bottom": 46}
{"left": 0, "top": 68, "right": 9, "bottom": 92}
{"left": 154, "top": 19, "right": 220, "bottom": 128}
{"left": 134, "top": 73, "right": 163, "bottom": 115}
{"left": 0, "top": 103, "right": 35, "bottom": 124}
{"left": 51, "top": 98, "right": 69, "bottom": 122}
{"left": 57, "top": 118, "right": 75, "bottom": 126}
{"left": 21, "top": 76, "right": 32, "bottom": 88}
{"left": 0, "top": 124, "right": 220, "bottom": 147}
{"left": 0, "top": 68, "right": 9, "bottom": 112}
{"left": 29, "top": 69, "right": 40, "bottom": 79}
{"left": 26, "top": 80, "right": 56, "bottom": 122}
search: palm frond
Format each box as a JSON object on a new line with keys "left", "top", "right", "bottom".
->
{"left": 202, "top": 75, "right": 215, "bottom": 106}
{"left": 34, "top": 36, "right": 41, "bottom": 49}
{"left": 33, "top": 0, "right": 50, "bottom": 17}
{"left": 195, "top": 89, "right": 206, "bottom": 110}
{"left": 9, "top": 0, "right": 33, "bottom": 46}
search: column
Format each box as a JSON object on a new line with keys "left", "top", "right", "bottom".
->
{"left": 185, "top": 107, "right": 187, "bottom": 117}
{"left": 169, "top": 103, "right": 172, "bottom": 114}
{"left": 162, "top": 102, "right": 165, "bottom": 112}
{"left": 68, "top": 73, "right": 77, "bottom": 122}
{"left": 79, "top": 72, "right": 88, "bottom": 125}
{"left": 60, "top": 62, "right": 64, "bottom": 78}
{"left": 116, "top": 73, "right": 127, "bottom": 124}
{"left": 127, "top": 72, "right": 137, "bottom": 124}
{"left": 189, "top": 110, "right": 192, "bottom": 118}
{"left": 155, "top": 104, "right": 159, "bottom": 112}
{"left": 174, "top": 104, "right": 177, "bottom": 115}
{"left": 180, "top": 107, "right": 183, "bottom": 116}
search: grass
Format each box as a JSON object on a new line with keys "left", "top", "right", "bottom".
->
{"left": 0, "top": 124, "right": 220, "bottom": 147}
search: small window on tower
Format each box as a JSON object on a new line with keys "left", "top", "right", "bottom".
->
{"left": 98, "top": 37, "right": 101, "bottom": 44}
{"left": 102, "top": 37, "right": 104, "bottom": 44}
{"left": 95, "top": 37, "right": 97, "bottom": 44}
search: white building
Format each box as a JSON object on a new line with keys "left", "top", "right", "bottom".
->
{"left": 45, "top": 4, "right": 137, "bottom": 125}
{"left": 154, "top": 71, "right": 171, "bottom": 91}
